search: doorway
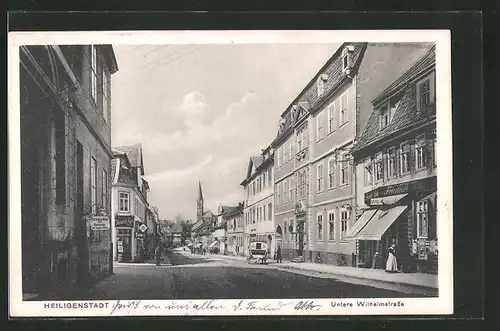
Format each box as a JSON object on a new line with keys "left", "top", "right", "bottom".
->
{"left": 116, "top": 229, "right": 132, "bottom": 262}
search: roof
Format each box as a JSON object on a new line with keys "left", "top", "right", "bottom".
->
{"left": 198, "top": 181, "right": 203, "bottom": 201}
{"left": 250, "top": 156, "right": 264, "bottom": 169}
{"left": 113, "top": 144, "right": 144, "bottom": 175}
{"left": 222, "top": 204, "right": 243, "bottom": 219}
{"left": 100, "top": 45, "right": 119, "bottom": 74}
{"left": 203, "top": 210, "right": 214, "bottom": 218}
{"left": 117, "top": 168, "right": 137, "bottom": 186}
{"left": 352, "top": 47, "right": 436, "bottom": 156}
{"left": 241, "top": 153, "right": 272, "bottom": 185}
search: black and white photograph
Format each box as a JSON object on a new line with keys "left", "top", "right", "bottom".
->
{"left": 8, "top": 30, "right": 453, "bottom": 317}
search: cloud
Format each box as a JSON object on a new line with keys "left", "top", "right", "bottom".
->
{"left": 144, "top": 155, "right": 213, "bottom": 183}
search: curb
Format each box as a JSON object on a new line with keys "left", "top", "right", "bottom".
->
{"left": 276, "top": 265, "right": 438, "bottom": 293}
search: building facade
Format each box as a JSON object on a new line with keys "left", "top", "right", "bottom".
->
{"left": 20, "top": 45, "right": 118, "bottom": 296}
{"left": 226, "top": 204, "right": 245, "bottom": 256}
{"left": 351, "top": 46, "right": 437, "bottom": 274}
{"left": 241, "top": 147, "right": 275, "bottom": 258}
{"left": 110, "top": 144, "right": 150, "bottom": 263}
{"left": 272, "top": 42, "right": 435, "bottom": 266}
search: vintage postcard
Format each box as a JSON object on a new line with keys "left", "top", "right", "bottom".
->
{"left": 8, "top": 30, "right": 453, "bottom": 317}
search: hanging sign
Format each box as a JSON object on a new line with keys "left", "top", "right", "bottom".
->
{"left": 89, "top": 216, "right": 110, "bottom": 230}
{"left": 139, "top": 224, "right": 148, "bottom": 232}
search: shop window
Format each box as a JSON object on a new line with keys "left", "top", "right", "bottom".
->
{"left": 416, "top": 134, "right": 427, "bottom": 170}
{"left": 400, "top": 142, "right": 411, "bottom": 174}
{"left": 374, "top": 152, "right": 384, "bottom": 182}
{"left": 289, "top": 220, "right": 294, "bottom": 242}
{"left": 387, "top": 147, "right": 396, "bottom": 178}
{"left": 417, "top": 200, "right": 429, "bottom": 239}
{"left": 317, "top": 213, "right": 323, "bottom": 241}
{"left": 119, "top": 192, "right": 130, "bottom": 212}
{"left": 328, "top": 210, "right": 335, "bottom": 241}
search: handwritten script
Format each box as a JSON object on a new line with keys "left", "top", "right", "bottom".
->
{"left": 108, "top": 299, "right": 316, "bottom": 315}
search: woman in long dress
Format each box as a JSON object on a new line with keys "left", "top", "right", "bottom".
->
{"left": 386, "top": 244, "right": 398, "bottom": 272}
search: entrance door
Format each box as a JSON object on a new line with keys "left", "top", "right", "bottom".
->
{"left": 116, "top": 229, "right": 132, "bottom": 262}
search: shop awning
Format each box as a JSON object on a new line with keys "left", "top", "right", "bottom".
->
{"left": 369, "top": 194, "right": 408, "bottom": 206}
{"left": 344, "top": 209, "right": 378, "bottom": 239}
{"left": 208, "top": 240, "right": 219, "bottom": 248}
{"left": 354, "top": 205, "right": 408, "bottom": 241}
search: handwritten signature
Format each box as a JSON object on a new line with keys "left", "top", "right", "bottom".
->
{"left": 232, "top": 300, "right": 296, "bottom": 312}
{"left": 110, "top": 300, "right": 142, "bottom": 315}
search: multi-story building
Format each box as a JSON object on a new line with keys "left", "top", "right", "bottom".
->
{"left": 350, "top": 46, "right": 437, "bottom": 274}
{"left": 241, "top": 147, "right": 275, "bottom": 257}
{"left": 144, "top": 205, "right": 159, "bottom": 259}
{"left": 110, "top": 144, "right": 150, "bottom": 263}
{"left": 20, "top": 45, "right": 118, "bottom": 296}
{"left": 225, "top": 203, "right": 245, "bottom": 256}
{"left": 272, "top": 42, "right": 435, "bottom": 265}
{"left": 191, "top": 181, "right": 217, "bottom": 251}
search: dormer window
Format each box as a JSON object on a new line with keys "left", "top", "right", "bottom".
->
{"left": 379, "top": 102, "right": 391, "bottom": 130}
{"left": 317, "top": 74, "right": 328, "bottom": 97}
{"left": 341, "top": 45, "right": 355, "bottom": 72}
{"left": 416, "top": 72, "right": 435, "bottom": 111}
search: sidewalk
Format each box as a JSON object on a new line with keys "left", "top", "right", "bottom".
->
{"left": 276, "top": 262, "right": 438, "bottom": 289}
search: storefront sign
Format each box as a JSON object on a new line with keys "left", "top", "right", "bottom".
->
{"left": 370, "top": 198, "right": 384, "bottom": 206}
{"left": 139, "top": 224, "right": 148, "bottom": 232}
{"left": 115, "top": 215, "right": 134, "bottom": 227}
{"left": 89, "top": 216, "right": 110, "bottom": 230}
{"left": 365, "top": 176, "right": 436, "bottom": 204}
{"left": 117, "top": 241, "right": 124, "bottom": 253}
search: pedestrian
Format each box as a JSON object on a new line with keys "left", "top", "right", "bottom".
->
{"left": 385, "top": 243, "right": 398, "bottom": 273}
{"left": 155, "top": 243, "right": 163, "bottom": 266}
{"left": 276, "top": 245, "right": 282, "bottom": 263}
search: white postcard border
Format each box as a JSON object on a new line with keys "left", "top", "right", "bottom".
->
{"left": 8, "top": 30, "right": 453, "bottom": 317}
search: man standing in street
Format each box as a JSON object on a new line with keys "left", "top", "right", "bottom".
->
{"left": 276, "top": 245, "right": 283, "bottom": 263}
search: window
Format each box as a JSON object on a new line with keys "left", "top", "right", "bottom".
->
{"left": 374, "top": 152, "right": 383, "bottom": 182}
{"left": 364, "top": 158, "right": 373, "bottom": 186}
{"left": 284, "top": 142, "right": 289, "bottom": 163}
{"left": 433, "top": 131, "right": 437, "bottom": 166}
{"left": 328, "top": 158, "right": 336, "bottom": 189}
{"left": 340, "top": 92, "right": 348, "bottom": 125}
{"left": 102, "top": 70, "right": 110, "bottom": 123}
{"left": 90, "top": 45, "right": 98, "bottom": 102}
{"left": 342, "top": 48, "right": 350, "bottom": 71}
{"left": 297, "top": 170, "right": 307, "bottom": 198}
{"left": 317, "top": 77, "right": 325, "bottom": 97}
{"left": 253, "top": 209, "right": 256, "bottom": 224}
{"left": 400, "top": 142, "right": 411, "bottom": 174}
{"left": 317, "top": 164, "right": 324, "bottom": 193}
{"left": 268, "top": 203, "right": 272, "bottom": 220}
{"left": 289, "top": 177, "right": 294, "bottom": 201}
{"left": 317, "top": 213, "right": 323, "bottom": 241}
{"left": 317, "top": 111, "right": 324, "bottom": 141}
{"left": 380, "top": 102, "right": 390, "bottom": 130}
{"left": 417, "top": 75, "right": 432, "bottom": 111}
{"left": 416, "top": 135, "right": 427, "bottom": 170}
{"left": 417, "top": 200, "right": 429, "bottom": 238}
{"left": 55, "top": 109, "right": 66, "bottom": 204}
{"left": 340, "top": 208, "right": 350, "bottom": 240}
{"left": 119, "top": 192, "right": 130, "bottom": 212}
{"left": 263, "top": 173, "right": 266, "bottom": 188}
{"left": 328, "top": 210, "right": 335, "bottom": 241}
{"left": 284, "top": 220, "right": 288, "bottom": 241}
{"left": 289, "top": 139, "right": 294, "bottom": 160}
{"left": 340, "top": 154, "right": 349, "bottom": 185}
{"left": 263, "top": 205, "right": 266, "bottom": 221}
{"left": 276, "top": 183, "right": 281, "bottom": 205}
{"left": 268, "top": 169, "right": 272, "bottom": 186}
{"left": 387, "top": 148, "right": 396, "bottom": 178}
{"left": 327, "top": 102, "right": 335, "bottom": 133}
{"left": 91, "top": 157, "right": 97, "bottom": 213}
{"left": 283, "top": 180, "right": 289, "bottom": 203}
{"left": 297, "top": 126, "right": 306, "bottom": 152}
{"left": 102, "top": 169, "right": 108, "bottom": 209}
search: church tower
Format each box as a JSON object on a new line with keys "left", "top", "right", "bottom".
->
{"left": 197, "top": 181, "right": 204, "bottom": 223}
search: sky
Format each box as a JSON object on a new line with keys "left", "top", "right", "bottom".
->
{"left": 111, "top": 43, "right": 340, "bottom": 221}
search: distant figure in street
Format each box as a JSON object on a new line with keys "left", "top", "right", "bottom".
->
{"left": 155, "top": 244, "right": 163, "bottom": 266}
{"left": 385, "top": 243, "right": 398, "bottom": 273}
{"left": 276, "top": 245, "right": 283, "bottom": 263}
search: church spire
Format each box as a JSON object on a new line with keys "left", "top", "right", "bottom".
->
{"left": 198, "top": 181, "right": 203, "bottom": 201}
